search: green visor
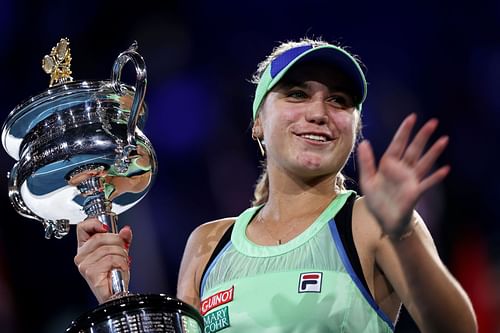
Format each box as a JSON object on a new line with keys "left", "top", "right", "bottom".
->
{"left": 252, "top": 44, "right": 367, "bottom": 119}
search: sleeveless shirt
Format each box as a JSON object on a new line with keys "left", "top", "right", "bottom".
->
{"left": 200, "top": 191, "right": 394, "bottom": 333}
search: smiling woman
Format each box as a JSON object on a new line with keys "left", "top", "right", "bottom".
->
{"left": 251, "top": 40, "right": 365, "bottom": 205}
{"left": 255, "top": 62, "right": 359, "bottom": 181}
{"left": 75, "top": 37, "right": 478, "bottom": 332}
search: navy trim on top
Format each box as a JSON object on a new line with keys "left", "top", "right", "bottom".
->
{"left": 333, "top": 193, "right": 371, "bottom": 294}
{"left": 200, "top": 240, "right": 233, "bottom": 298}
{"left": 199, "top": 223, "right": 234, "bottom": 296}
{"left": 328, "top": 219, "right": 395, "bottom": 330}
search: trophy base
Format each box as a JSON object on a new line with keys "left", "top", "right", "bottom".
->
{"left": 66, "top": 294, "right": 203, "bottom": 333}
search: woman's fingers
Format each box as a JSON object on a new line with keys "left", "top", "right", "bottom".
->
{"left": 384, "top": 113, "right": 417, "bottom": 159}
{"left": 415, "top": 136, "right": 449, "bottom": 179}
{"left": 75, "top": 223, "right": 132, "bottom": 284}
{"left": 402, "top": 118, "right": 439, "bottom": 166}
{"left": 75, "top": 243, "right": 128, "bottom": 267}
{"left": 77, "top": 231, "right": 128, "bottom": 257}
{"left": 75, "top": 219, "right": 133, "bottom": 303}
{"left": 118, "top": 225, "right": 133, "bottom": 245}
{"left": 77, "top": 253, "right": 130, "bottom": 304}
{"left": 357, "top": 140, "right": 377, "bottom": 185}
{"left": 76, "top": 217, "right": 108, "bottom": 247}
{"left": 77, "top": 253, "right": 130, "bottom": 278}
{"left": 419, "top": 165, "right": 451, "bottom": 194}
{"left": 383, "top": 115, "right": 448, "bottom": 184}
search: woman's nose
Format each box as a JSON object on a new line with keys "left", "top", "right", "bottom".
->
{"left": 304, "top": 101, "right": 328, "bottom": 125}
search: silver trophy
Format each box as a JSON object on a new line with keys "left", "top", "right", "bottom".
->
{"left": 2, "top": 38, "right": 203, "bottom": 332}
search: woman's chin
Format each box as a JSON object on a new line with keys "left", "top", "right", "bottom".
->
{"left": 291, "top": 159, "right": 337, "bottom": 179}
{"left": 295, "top": 154, "right": 327, "bottom": 171}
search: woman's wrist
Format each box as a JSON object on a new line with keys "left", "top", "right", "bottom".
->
{"left": 387, "top": 218, "right": 418, "bottom": 242}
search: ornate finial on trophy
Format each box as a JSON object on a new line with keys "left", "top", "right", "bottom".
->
{"left": 128, "top": 40, "right": 139, "bottom": 52}
{"left": 42, "top": 38, "right": 74, "bottom": 87}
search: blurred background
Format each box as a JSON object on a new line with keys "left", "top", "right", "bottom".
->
{"left": 0, "top": 0, "right": 499, "bottom": 332}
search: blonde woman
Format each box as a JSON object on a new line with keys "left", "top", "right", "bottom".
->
{"left": 76, "top": 38, "right": 477, "bottom": 332}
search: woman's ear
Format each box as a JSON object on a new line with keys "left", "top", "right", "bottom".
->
{"left": 252, "top": 116, "right": 263, "bottom": 139}
{"left": 252, "top": 116, "right": 265, "bottom": 156}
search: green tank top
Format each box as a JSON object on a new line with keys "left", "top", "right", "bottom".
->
{"left": 200, "top": 191, "right": 394, "bottom": 333}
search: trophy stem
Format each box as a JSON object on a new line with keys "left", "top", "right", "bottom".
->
{"left": 77, "top": 174, "right": 128, "bottom": 297}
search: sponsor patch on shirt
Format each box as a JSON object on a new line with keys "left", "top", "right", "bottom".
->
{"left": 201, "top": 286, "right": 234, "bottom": 315}
{"left": 298, "top": 272, "right": 323, "bottom": 293}
{"left": 203, "top": 305, "right": 230, "bottom": 333}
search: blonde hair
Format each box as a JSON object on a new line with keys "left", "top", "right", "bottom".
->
{"left": 250, "top": 38, "right": 364, "bottom": 207}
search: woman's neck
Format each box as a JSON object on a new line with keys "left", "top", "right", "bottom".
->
{"left": 263, "top": 165, "right": 339, "bottom": 223}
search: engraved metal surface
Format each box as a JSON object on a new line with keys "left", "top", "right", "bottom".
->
{"left": 66, "top": 294, "right": 203, "bottom": 333}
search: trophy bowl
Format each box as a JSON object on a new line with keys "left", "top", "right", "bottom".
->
{"left": 1, "top": 39, "right": 203, "bottom": 332}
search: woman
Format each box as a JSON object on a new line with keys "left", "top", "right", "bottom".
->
{"left": 75, "top": 38, "right": 477, "bottom": 332}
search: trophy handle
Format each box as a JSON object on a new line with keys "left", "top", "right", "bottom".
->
{"left": 8, "top": 162, "right": 41, "bottom": 222}
{"left": 111, "top": 41, "right": 147, "bottom": 173}
{"left": 7, "top": 163, "right": 70, "bottom": 239}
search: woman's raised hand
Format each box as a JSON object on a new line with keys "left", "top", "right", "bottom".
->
{"left": 356, "top": 113, "right": 450, "bottom": 237}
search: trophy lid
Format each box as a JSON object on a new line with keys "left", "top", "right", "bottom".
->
{"left": 2, "top": 79, "right": 144, "bottom": 160}
{"left": 3, "top": 38, "right": 147, "bottom": 160}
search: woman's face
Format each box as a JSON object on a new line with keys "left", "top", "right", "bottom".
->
{"left": 255, "top": 61, "right": 360, "bottom": 180}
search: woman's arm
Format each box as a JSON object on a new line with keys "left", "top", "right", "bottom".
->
{"left": 177, "top": 225, "right": 205, "bottom": 309}
{"left": 375, "top": 212, "right": 476, "bottom": 332}
{"left": 356, "top": 113, "right": 477, "bottom": 332}
{"left": 177, "top": 218, "right": 235, "bottom": 310}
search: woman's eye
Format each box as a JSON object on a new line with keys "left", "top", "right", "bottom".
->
{"left": 329, "top": 95, "right": 353, "bottom": 108}
{"left": 287, "top": 90, "right": 307, "bottom": 99}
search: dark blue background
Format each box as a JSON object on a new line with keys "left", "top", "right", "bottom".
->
{"left": 0, "top": 1, "right": 498, "bottom": 332}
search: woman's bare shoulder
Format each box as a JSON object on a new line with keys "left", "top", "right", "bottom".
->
{"left": 189, "top": 217, "right": 236, "bottom": 247}
{"left": 181, "top": 217, "right": 236, "bottom": 274}
{"left": 177, "top": 217, "right": 236, "bottom": 308}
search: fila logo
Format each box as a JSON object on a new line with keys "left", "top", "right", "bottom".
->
{"left": 298, "top": 272, "right": 323, "bottom": 293}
